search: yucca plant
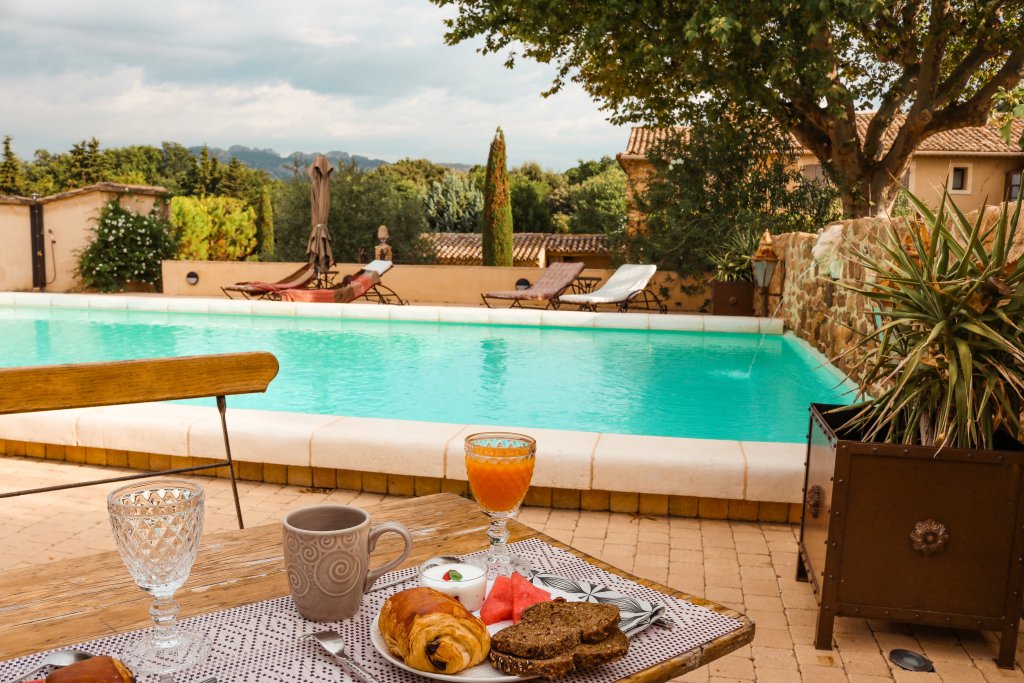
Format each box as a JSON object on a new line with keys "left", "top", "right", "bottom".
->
{"left": 710, "top": 229, "right": 760, "bottom": 282}
{"left": 837, "top": 191, "right": 1024, "bottom": 450}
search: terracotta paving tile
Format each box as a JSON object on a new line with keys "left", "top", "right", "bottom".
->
{"left": 799, "top": 664, "right": 851, "bottom": 681}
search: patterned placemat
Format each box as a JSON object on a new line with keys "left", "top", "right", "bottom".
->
{"left": 0, "top": 539, "right": 744, "bottom": 682}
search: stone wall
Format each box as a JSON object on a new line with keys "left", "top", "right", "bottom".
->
{"left": 774, "top": 202, "right": 1024, "bottom": 390}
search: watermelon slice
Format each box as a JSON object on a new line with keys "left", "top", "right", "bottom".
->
{"left": 480, "top": 574, "right": 513, "bottom": 624}
{"left": 511, "top": 571, "right": 551, "bottom": 623}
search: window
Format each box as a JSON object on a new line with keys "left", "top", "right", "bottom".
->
{"left": 948, "top": 164, "right": 971, "bottom": 193}
{"left": 801, "top": 164, "right": 826, "bottom": 184}
{"left": 900, "top": 163, "right": 915, "bottom": 192}
{"left": 1007, "top": 169, "right": 1022, "bottom": 201}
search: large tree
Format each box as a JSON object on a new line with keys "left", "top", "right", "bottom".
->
{"left": 433, "top": 1, "right": 1024, "bottom": 217}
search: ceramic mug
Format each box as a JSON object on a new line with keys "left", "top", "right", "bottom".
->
{"left": 282, "top": 504, "right": 413, "bottom": 622}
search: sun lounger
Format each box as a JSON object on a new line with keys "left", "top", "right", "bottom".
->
{"left": 221, "top": 263, "right": 317, "bottom": 300}
{"left": 481, "top": 261, "right": 585, "bottom": 309}
{"left": 281, "top": 260, "right": 405, "bottom": 305}
{"left": 558, "top": 264, "right": 667, "bottom": 313}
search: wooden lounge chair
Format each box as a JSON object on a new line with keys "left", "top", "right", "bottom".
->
{"left": 281, "top": 260, "right": 406, "bottom": 305}
{"left": 481, "top": 261, "right": 585, "bottom": 309}
{"left": 558, "top": 264, "right": 668, "bottom": 313}
{"left": 0, "top": 352, "right": 279, "bottom": 529}
{"left": 221, "top": 263, "right": 318, "bottom": 300}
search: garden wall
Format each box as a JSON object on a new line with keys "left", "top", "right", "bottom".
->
{"left": 773, "top": 203, "right": 1024, "bottom": 387}
{"left": 161, "top": 260, "right": 710, "bottom": 311}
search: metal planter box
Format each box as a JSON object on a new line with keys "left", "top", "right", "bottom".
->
{"left": 710, "top": 280, "right": 754, "bottom": 316}
{"left": 798, "top": 404, "right": 1024, "bottom": 668}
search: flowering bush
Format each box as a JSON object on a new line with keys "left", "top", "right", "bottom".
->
{"left": 78, "top": 200, "right": 176, "bottom": 292}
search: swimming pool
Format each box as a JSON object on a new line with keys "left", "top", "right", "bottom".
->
{"left": 0, "top": 304, "right": 852, "bottom": 443}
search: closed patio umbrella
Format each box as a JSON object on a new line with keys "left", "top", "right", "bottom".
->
{"left": 307, "top": 155, "right": 334, "bottom": 286}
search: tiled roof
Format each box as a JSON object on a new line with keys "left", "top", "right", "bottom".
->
{"left": 620, "top": 114, "right": 1024, "bottom": 159}
{"left": 422, "top": 232, "right": 610, "bottom": 266}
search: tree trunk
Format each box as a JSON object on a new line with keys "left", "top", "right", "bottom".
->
{"left": 837, "top": 173, "right": 902, "bottom": 219}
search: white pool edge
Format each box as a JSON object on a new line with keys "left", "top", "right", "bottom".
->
{"left": 0, "top": 291, "right": 785, "bottom": 334}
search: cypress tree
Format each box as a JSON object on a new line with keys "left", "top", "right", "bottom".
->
{"left": 482, "top": 127, "right": 513, "bottom": 266}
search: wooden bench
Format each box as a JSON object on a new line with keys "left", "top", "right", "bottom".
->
{"left": 0, "top": 352, "right": 279, "bottom": 528}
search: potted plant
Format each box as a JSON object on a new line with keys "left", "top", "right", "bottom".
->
{"left": 709, "top": 229, "right": 758, "bottom": 315}
{"left": 797, "top": 192, "right": 1024, "bottom": 667}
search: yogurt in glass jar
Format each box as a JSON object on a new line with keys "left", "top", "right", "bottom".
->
{"left": 418, "top": 556, "right": 488, "bottom": 612}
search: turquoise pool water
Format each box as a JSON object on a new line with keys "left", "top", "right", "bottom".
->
{"left": 0, "top": 306, "right": 853, "bottom": 442}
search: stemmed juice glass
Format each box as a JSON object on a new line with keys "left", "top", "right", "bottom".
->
{"left": 107, "top": 480, "right": 211, "bottom": 676}
{"left": 464, "top": 432, "right": 536, "bottom": 576}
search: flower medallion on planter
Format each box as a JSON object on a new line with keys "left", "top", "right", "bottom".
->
{"left": 910, "top": 519, "right": 949, "bottom": 556}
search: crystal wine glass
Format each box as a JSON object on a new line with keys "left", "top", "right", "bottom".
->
{"left": 107, "top": 480, "right": 211, "bottom": 675}
{"left": 464, "top": 432, "right": 536, "bottom": 576}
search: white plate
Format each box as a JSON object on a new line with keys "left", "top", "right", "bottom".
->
{"left": 370, "top": 613, "right": 525, "bottom": 683}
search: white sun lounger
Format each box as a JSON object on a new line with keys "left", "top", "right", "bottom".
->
{"left": 558, "top": 264, "right": 667, "bottom": 313}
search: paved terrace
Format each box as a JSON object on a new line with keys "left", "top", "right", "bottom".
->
{"left": 2, "top": 457, "right": 1020, "bottom": 682}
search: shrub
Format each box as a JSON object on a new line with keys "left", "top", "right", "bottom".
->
{"left": 78, "top": 199, "right": 176, "bottom": 292}
{"left": 170, "top": 195, "right": 257, "bottom": 261}
{"left": 425, "top": 172, "right": 483, "bottom": 232}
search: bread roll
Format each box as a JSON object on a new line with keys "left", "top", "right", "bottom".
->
{"left": 379, "top": 587, "right": 490, "bottom": 674}
{"left": 46, "top": 655, "right": 134, "bottom": 682}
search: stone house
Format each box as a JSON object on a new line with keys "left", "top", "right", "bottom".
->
{"left": 617, "top": 114, "right": 1024, "bottom": 231}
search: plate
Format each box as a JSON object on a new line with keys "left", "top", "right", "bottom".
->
{"left": 367, "top": 572, "right": 670, "bottom": 682}
{"left": 370, "top": 613, "right": 524, "bottom": 683}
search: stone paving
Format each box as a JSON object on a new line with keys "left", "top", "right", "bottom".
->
{"left": 1, "top": 456, "right": 1021, "bottom": 682}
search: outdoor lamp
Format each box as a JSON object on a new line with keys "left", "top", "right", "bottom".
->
{"left": 751, "top": 230, "right": 779, "bottom": 315}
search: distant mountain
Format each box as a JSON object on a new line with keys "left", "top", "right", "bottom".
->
{"left": 188, "top": 145, "right": 473, "bottom": 179}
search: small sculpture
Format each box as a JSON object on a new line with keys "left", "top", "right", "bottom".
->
{"left": 375, "top": 224, "right": 393, "bottom": 261}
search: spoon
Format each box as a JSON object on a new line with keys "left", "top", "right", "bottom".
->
{"left": 6, "top": 649, "right": 93, "bottom": 683}
{"left": 304, "top": 632, "right": 381, "bottom": 683}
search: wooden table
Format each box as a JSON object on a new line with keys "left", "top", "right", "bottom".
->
{"left": 0, "top": 494, "right": 753, "bottom": 681}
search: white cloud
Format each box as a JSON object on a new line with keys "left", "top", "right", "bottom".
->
{"left": 0, "top": 0, "right": 628, "bottom": 169}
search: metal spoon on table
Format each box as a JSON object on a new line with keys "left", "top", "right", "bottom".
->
{"left": 5, "top": 649, "right": 93, "bottom": 683}
{"left": 304, "top": 632, "right": 381, "bottom": 683}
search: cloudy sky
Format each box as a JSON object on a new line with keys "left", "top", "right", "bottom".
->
{"left": 0, "top": 0, "right": 629, "bottom": 171}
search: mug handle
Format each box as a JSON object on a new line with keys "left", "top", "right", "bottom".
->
{"left": 364, "top": 521, "right": 413, "bottom": 591}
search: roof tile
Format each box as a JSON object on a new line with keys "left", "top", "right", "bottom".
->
{"left": 620, "top": 114, "right": 1024, "bottom": 158}
{"left": 421, "top": 232, "right": 610, "bottom": 266}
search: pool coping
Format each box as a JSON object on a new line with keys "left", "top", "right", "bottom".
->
{"left": 0, "top": 291, "right": 784, "bottom": 334}
{"left": 0, "top": 292, "right": 841, "bottom": 506}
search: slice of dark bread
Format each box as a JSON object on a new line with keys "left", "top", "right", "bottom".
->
{"left": 490, "top": 629, "right": 629, "bottom": 679}
{"left": 491, "top": 601, "right": 621, "bottom": 658}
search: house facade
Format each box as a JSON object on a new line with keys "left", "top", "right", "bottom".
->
{"left": 617, "top": 114, "right": 1024, "bottom": 230}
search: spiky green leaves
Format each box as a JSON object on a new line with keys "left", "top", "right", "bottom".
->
{"left": 838, "top": 190, "right": 1024, "bottom": 450}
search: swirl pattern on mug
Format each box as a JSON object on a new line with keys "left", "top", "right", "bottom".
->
{"left": 314, "top": 548, "right": 363, "bottom": 598}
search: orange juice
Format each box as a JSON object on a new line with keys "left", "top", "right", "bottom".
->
{"left": 465, "top": 449, "right": 535, "bottom": 513}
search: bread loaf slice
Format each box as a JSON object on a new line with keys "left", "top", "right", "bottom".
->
{"left": 489, "top": 629, "right": 629, "bottom": 679}
{"left": 490, "top": 601, "right": 620, "bottom": 658}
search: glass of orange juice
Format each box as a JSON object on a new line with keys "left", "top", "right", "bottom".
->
{"left": 465, "top": 432, "right": 536, "bottom": 576}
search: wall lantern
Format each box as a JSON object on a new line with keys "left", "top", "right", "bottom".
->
{"left": 186, "top": 271, "right": 199, "bottom": 286}
{"left": 515, "top": 278, "right": 531, "bottom": 290}
{"left": 751, "top": 230, "right": 779, "bottom": 315}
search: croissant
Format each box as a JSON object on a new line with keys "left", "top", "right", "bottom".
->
{"left": 45, "top": 655, "right": 134, "bottom": 682}
{"left": 379, "top": 587, "right": 490, "bottom": 674}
